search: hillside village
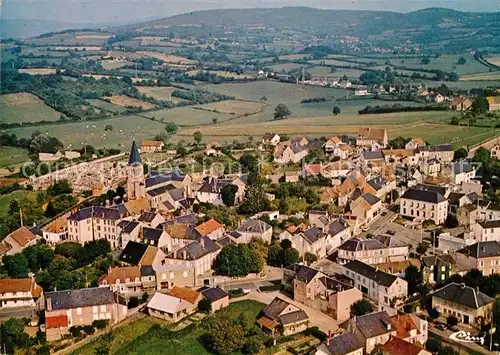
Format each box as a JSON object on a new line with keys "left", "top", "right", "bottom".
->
{"left": 3, "top": 123, "right": 500, "bottom": 354}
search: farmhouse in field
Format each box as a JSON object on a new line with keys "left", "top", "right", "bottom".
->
{"left": 262, "top": 132, "right": 281, "bottom": 145}
{"left": 450, "top": 97, "right": 473, "bottom": 111}
{"left": 356, "top": 127, "right": 388, "bottom": 148}
{"left": 140, "top": 140, "right": 164, "bottom": 152}
{"left": 488, "top": 96, "right": 500, "bottom": 111}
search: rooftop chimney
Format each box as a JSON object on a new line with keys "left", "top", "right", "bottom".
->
{"left": 46, "top": 298, "right": 52, "bottom": 312}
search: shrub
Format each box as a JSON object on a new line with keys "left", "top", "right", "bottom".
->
{"left": 128, "top": 297, "right": 140, "bottom": 309}
{"left": 426, "top": 338, "right": 441, "bottom": 352}
{"left": 259, "top": 283, "right": 283, "bottom": 292}
{"left": 447, "top": 315, "right": 459, "bottom": 327}
{"left": 83, "top": 325, "right": 95, "bottom": 335}
{"left": 304, "top": 326, "right": 327, "bottom": 341}
{"left": 228, "top": 288, "right": 246, "bottom": 298}
{"left": 92, "top": 319, "right": 109, "bottom": 330}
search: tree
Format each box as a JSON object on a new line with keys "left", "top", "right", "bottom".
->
{"left": 214, "top": 244, "right": 262, "bottom": 276}
{"left": 404, "top": 265, "right": 423, "bottom": 295}
{"left": 472, "top": 97, "right": 489, "bottom": 113}
{"left": 280, "top": 239, "right": 292, "bottom": 250}
{"left": 238, "top": 184, "right": 270, "bottom": 215}
{"left": 447, "top": 315, "right": 459, "bottom": 328}
{"left": 165, "top": 122, "right": 178, "bottom": 134}
{"left": 304, "top": 252, "right": 317, "bottom": 265}
{"left": 421, "top": 57, "right": 431, "bottom": 65}
{"left": 193, "top": 131, "right": 203, "bottom": 144}
{"left": 244, "top": 336, "right": 264, "bottom": 354}
{"left": 332, "top": 106, "right": 341, "bottom": 115}
{"left": 457, "top": 56, "right": 467, "bottom": 65}
{"left": 351, "top": 299, "right": 373, "bottom": 316}
{"left": 273, "top": 103, "right": 292, "bottom": 120}
{"left": 453, "top": 148, "right": 468, "bottom": 161}
{"left": 445, "top": 214, "right": 459, "bottom": 228}
{"left": 104, "top": 125, "right": 113, "bottom": 131}
{"left": 450, "top": 116, "right": 460, "bottom": 125}
{"left": 220, "top": 184, "right": 238, "bottom": 207}
{"left": 248, "top": 238, "right": 268, "bottom": 266}
{"left": 207, "top": 313, "right": 245, "bottom": 354}
{"left": 2, "top": 253, "right": 29, "bottom": 278}
{"left": 2, "top": 318, "right": 30, "bottom": 352}
{"left": 472, "top": 147, "right": 491, "bottom": 167}
{"left": 416, "top": 243, "right": 428, "bottom": 255}
{"left": 283, "top": 248, "right": 299, "bottom": 266}
{"left": 267, "top": 244, "right": 284, "bottom": 267}
{"left": 212, "top": 118, "right": 218, "bottom": 124}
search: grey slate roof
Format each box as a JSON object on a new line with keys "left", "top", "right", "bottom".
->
{"left": 415, "top": 184, "right": 447, "bottom": 197}
{"left": 168, "top": 236, "right": 220, "bottom": 260}
{"left": 201, "top": 287, "right": 228, "bottom": 302}
{"left": 169, "top": 188, "right": 185, "bottom": 201}
{"left": 128, "top": 140, "right": 141, "bottom": 166}
{"left": 138, "top": 211, "right": 157, "bottom": 223}
{"left": 367, "top": 176, "right": 388, "bottom": 192}
{"left": 339, "top": 238, "right": 386, "bottom": 252}
{"left": 145, "top": 170, "right": 185, "bottom": 188}
{"left": 237, "top": 219, "right": 271, "bottom": 234}
{"left": 68, "top": 206, "right": 123, "bottom": 221}
{"left": 45, "top": 287, "right": 114, "bottom": 310}
{"left": 302, "top": 227, "right": 325, "bottom": 244}
{"left": 279, "top": 310, "right": 309, "bottom": 325}
{"left": 478, "top": 220, "right": 500, "bottom": 229}
{"left": 295, "top": 265, "right": 320, "bottom": 283}
{"left": 451, "top": 162, "right": 475, "bottom": 175}
{"left": 448, "top": 192, "right": 466, "bottom": 206}
{"left": 432, "top": 282, "right": 493, "bottom": 309}
{"left": 353, "top": 311, "right": 395, "bottom": 338}
{"left": 361, "top": 193, "right": 380, "bottom": 206}
{"left": 147, "top": 184, "right": 175, "bottom": 197}
{"left": 457, "top": 241, "right": 500, "bottom": 258}
{"left": 118, "top": 220, "right": 140, "bottom": 234}
{"left": 363, "top": 150, "right": 384, "bottom": 160}
{"left": 263, "top": 297, "right": 293, "bottom": 318}
{"left": 374, "top": 234, "right": 407, "bottom": 248}
{"left": 328, "top": 219, "right": 349, "bottom": 236}
{"left": 419, "top": 144, "right": 452, "bottom": 152}
{"left": 159, "top": 213, "right": 198, "bottom": 227}
{"left": 140, "top": 265, "right": 155, "bottom": 277}
{"left": 142, "top": 227, "right": 164, "bottom": 246}
{"left": 119, "top": 241, "right": 148, "bottom": 265}
{"left": 401, "top": 188, "right": 446, "bottom": 204}
{"left": 343, "top": 260, "right": 398, "bottom": 287}
{"left": 323, "top": 333, "right": 363, "bottom": 355}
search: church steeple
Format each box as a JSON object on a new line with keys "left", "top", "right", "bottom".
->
{"left": 128, "top": 140, "right": 142, "bottom": 165}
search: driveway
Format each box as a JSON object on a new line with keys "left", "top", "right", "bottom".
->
{"left": 236, "top": 291, "right": 339, "bottom": 333}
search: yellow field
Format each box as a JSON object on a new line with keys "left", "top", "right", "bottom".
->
{"left": 194, "top": 100, "right": 264, "bottom": 115}
{"left": 106, "top": 95, "right": 155, "bottom": 109}
{"left": 18, "top": 68, "right": 59, "bottom": 75}
{"left": 137, "top": 51, "right": 197, "bottom": 65}
{"left": 187, "top": 70, "right": 255, "bottom": 79}
{"left": 101, "top": 60, "right": 133, "bottom": 70}
{"left": 460, "top": 72, "right": 500, "bottom": 81}
{"left": 135, "top": 86, "right": 179, "bottom": 101}
{"left": 0, "top": 92, "right": 46, "bottom": 108}
{"left": 486, "top": 57, "right": 500, "bottom": 66}
{"left": 75, "top": 34, "right": 111, "bottom": 39}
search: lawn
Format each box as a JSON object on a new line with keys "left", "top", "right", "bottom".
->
{"left": 0, "top": 190, "right": 38, "bottom": 220}
{"left": 72, "top": 300, "right": 265, "bottom": 355}
{"left": 0, "top": 92, "right": 61, "bottom": 124}
{"left": 87, "top": 99, "right": 128, "bottom": 114}
{"left": 387, "top": 54, "right": 491, "bottom": 75}
{"left": 194, "top": 100, "right": 265, "bottom": 115}
{"left": 5, "top": 115, "right": 165, "bottom": 149}
{"left": 143, "top": 106, "right": 235, "bottom": 126}
{"left": 0, "top": 147, "right": 30, "bottom": 168}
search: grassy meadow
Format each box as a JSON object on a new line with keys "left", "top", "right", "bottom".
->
{"left": 0, "top": 92, "right": 61, "bottom": 124}
{"left": 0, "top": 147, "right": 30, "bottom": 168}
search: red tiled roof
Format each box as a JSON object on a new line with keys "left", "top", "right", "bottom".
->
{"left": 168, "top": 286, "right": 201, "bottom": 305}
{"left": 195, "top": 218, "right": 223, "bottom": 236}
{"left": 141, "top": 140, "right": 163, "bottom": 147}
{"left": 8, "top": 226, "right": 36, "bottom": 247}
{"left": 46, "top": 315, "right": 68, "bottom": 329}
{"left": 0, "top": 278, "right": 32, "bottom": 293}
{"left": 381, "top": 336, "right": 424, "bottom": 355}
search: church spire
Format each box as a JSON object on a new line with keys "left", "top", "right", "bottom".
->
{"left": 128, "top": 140, "right": 141, "bottom": 165}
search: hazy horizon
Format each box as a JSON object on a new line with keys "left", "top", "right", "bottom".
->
{"left": 3, "top": 0, "right": 500, "bottom": 25}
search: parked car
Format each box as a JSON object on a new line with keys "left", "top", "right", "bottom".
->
{"left": 436, "top": 324, "right": 447, "bottom": 331}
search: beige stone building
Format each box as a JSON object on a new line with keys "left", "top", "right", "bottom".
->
{"left": 0, "top": 226, "right": 38, "bottom": 256}
{"left": 400, "top": 188, "right": 448, "bottom": 225}
{"left": 357, "top": 127, "right": 388, "bottom": 148}
{"left": 140, "top": 140, "right": 164, "bottom": 153}
{"left": 456, "top": 241, "right": 500, "bottom": 276}
{"left": 488, "top": 96, "right": 500, "bottom": 111}
{"left": 315, "top": 332, "right": 363, "bottom": 355}
{"left": 337, "top": 236, "right": 409, "bottom": 265}
{"left": 257, "top": 297, "right": 309, "bottom": 336}
{"left": 0, "top": 278, "right": 42, "bottom": 309}
{"left": 432, "top": 282, "right": 494, "bottom": 328}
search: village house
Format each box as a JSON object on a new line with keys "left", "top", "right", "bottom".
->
{"left": 382, "top": 149, "right": 419, "bottom": 166}
{"left": 280, "top": 227, "right": 327, "bottom": 259}
{"left": 381, "top": 336, "right": 431, "bottom": 355}
{"left": 44, "top": 287, "right": 128, "bottom": 341}
{"left": 42, "top": 218, "right": 68, "bottom": 245}
{"left": 274, "top": 143, "right": 309, "bottom": 164}
{"left": 355, "top": 87, "right": 369, "bottom": 96}
{"left": 145, "top": 170, "right": 192, "bottom": 198}
{"left": 261, "top": 132, "right": 281, "bottom": 146}
{"left": 449, "top": 97, "right": 473, "bottom": 111}
{"left": 146, "top": 292, "right": 195, "bottom": 323}
{"left": 163, "top": 236, "right": 220, "bottom": 276}
{"left": 445, "top": 162, "right": 476, "bottom": 185}
{"left": 340, "top": 311, "right": 397, "bottom": 353}
{"left": 140, "top": 226, "right": 171, "bottom": 249}
{"left": 137, "top": 211, "right": 165, "bottom": 228}
{"left": 487, "top": 96, "right": 500, "bottom": 111}
{"left": 292, "top": 265, "right": 362, "bottom": 322}
{"left": 456, "top": 241, "right": 500, "bottom": 276}
{"left": 0, "top": 226, "right": 38, "bottom": 256}
{"left": 0, "top": 278, "right": 42, "bottom": 309}
{"left": 325, "top": 219, "right": 351, "bottom": 253}
{"left": 200, "top": 286, "right": 229, "bottom": 312}
{"left": 323, "top": 136, "right": 344, "bottom": 154}
{"left": 421, "top": 255, "right": 454, "bottom": 285}
{"left": 119, "top": 241, "right": 166, "bottom": 267}
{"left": 405, "top": 138, "right": 426, "bottom": 150}
{"left": 419, "top": 158, "right": 441, "bottom": 177}
{"left": 390, "top": 312, "right": 428, "bottom": 345}
{"left": 366, "top": 175, "right": 396, "bottom": 200}
{"left": 168, "top": 286, "right": 202, "bottom": 309}
{"left": 430, "top": 92, "right": 445, "bottom": 103}
{"left": 474, "top": 220, "right": 500, "bottom": 242}
{"left": 400, "top": 188, "right": 448, "bottom": 225}
{"left": 231, "top": 219, "right": 273, "bottom": 244}
{"left": 457, "top": 204, "right": 478, "bottom": 228}
{"left": 491, "top": 143, "right": 500, "bottom": 160}
{"left": 478, "top": 200, "right": 500, "bottom": 221}
{"left": 349, "top": 193, "right": 382, "bottom": 225}
{"left": 140, "top": 140, "right": 164, "bottom": 153}
{"left": 431, "top": 282, "right": 494, "bottom": 328}
{"left": 343, "top": 260, "right": 408, "bottom": 313}
{"left": 117, "top": 220, "right": 141, "bottom": 249}
{"left": 417, "top": 145, "right": 454, "bottom": 164}
{"left": 67, "top": 206, "right": 125, "bottom": 248}
{"left": 291, "top": 136, "right": 309, "bottom": 147}
{"left": 257, "top": 297, "right": 309, "bottom": 336}
{"left": 315, "top": 332, "right": 363, "bottom": 355}
{"left": 196, "top": 177, "right": 245, "bottom": 206}
{"left": 357, "top": 127, "right": 388, "bottom": 148}
{"left": 98, "top": 266, "right": 153, "bottom": 297}
{"left": 337, "top": 236, "right": 409, "bottom": 265}
{"left": 195, "top": 218, "right": 225, "bottom": 240}
{"left": 153, "top": 264, "right": 196, "bottom": 290}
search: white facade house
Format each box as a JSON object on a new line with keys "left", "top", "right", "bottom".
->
{"left": 474, "top": 220, "right": 500, "bottom": 242}
{"left": 400, "top": 188, "right": 448, "bottom": 225}
{"left": 0, "top": 278, "right": 42, "bottom": 309}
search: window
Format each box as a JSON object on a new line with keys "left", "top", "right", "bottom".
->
{"left": 93, "top": 306, "right": 98, "bottom": 313}
{"left": 183, "top": 271, "right": 188, "bottom": 278}
{"left": 100, "top": 305, "right": 106, "bottom": 312}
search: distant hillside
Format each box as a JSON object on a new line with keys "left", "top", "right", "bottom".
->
{"left": 114, "top": 6, "right": 500, "bottom": 35}
{"left": 1, "top": 19, "right": 98, "bottom": 38}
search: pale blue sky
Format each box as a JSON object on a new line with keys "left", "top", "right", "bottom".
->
{"left": 2, "top": 0, "right": 499, "bottom": 24}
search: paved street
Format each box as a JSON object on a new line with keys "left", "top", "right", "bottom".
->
{"left": 236, "top": 291, "right": 339, "bottom": 333}
{"left": 429, "top": 326, "right": 494, "bottom": 355}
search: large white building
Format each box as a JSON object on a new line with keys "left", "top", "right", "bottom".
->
{"left": 400, "top": 188, "right": 448, "bottom": 225}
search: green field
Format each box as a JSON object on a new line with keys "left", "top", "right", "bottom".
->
{"left": 0, "top": 147, "right": 30, "bottom": 168}
{"left": 87, "top": 99, "right": 128, "bottom": 113}
{"left": 143, "top": 106, "right": 235, "bottom": 126}
{"left": 0, "top": 92, "right": 61, "bottom": 124}
{"left": 72, "top": 300, "right": 265, "bottom": 355}
{"left": 6, "top": 115, "right": 165, "bottom": 149}
{"left": 0, "top": 190, "right": 38, "bottom": 220}
{"left": 301, "top": 98, "right": 426, "bottom": 115}
{"left": 387, "top": 54, "right": 491, "bottom": 75}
